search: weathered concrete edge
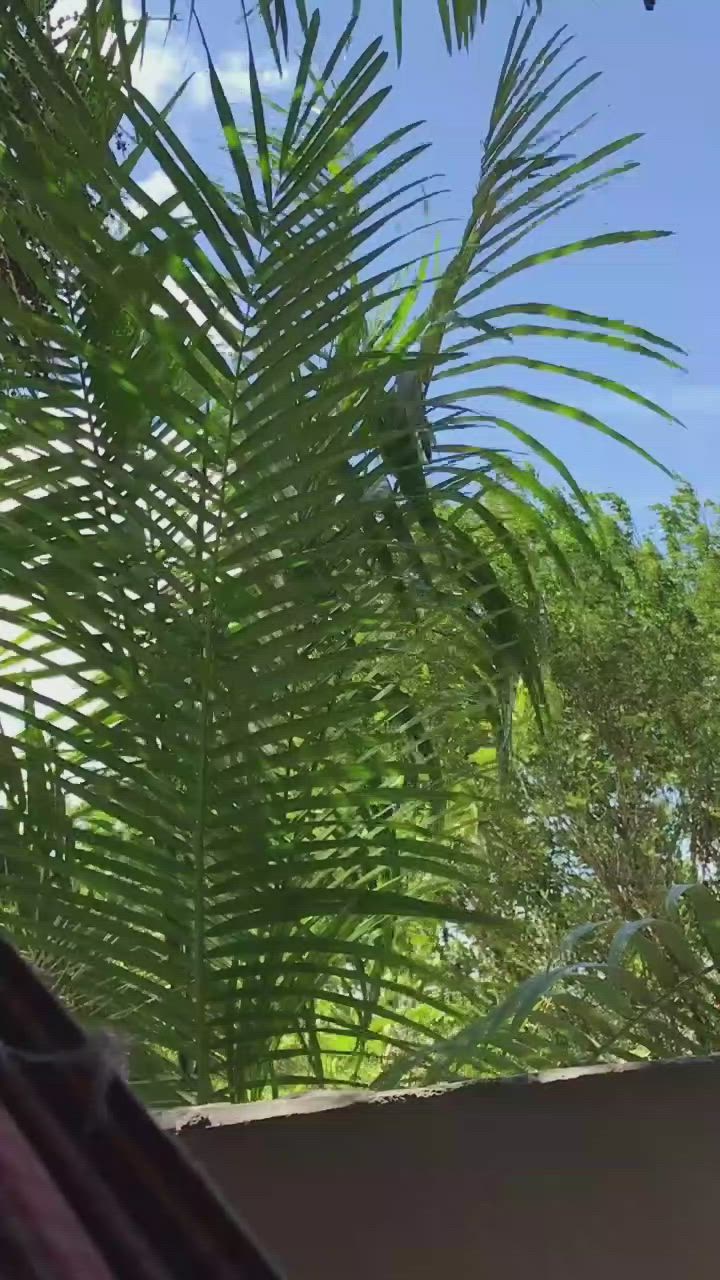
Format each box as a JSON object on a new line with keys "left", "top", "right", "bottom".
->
{"left": 156, "top": 1053, "right": 720, "bottom": 1134}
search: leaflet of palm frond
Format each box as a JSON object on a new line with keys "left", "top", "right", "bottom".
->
{"left": 257, "top": 1, "right": 546, "bottom": 65}
{"left": 444, "top": 520, "right": 542, "bottom": 715}
{"left": 0, "top": 1, "right": 143, "bottom": 377}
{"left": 369, "top": 486, "right": 434, "bottom": 602}
{"left": 365, "top": 675, "right": 442, "bottom": 787}
{"left": 394, "top": 369, "right": 433, "bottom": 462}
{"left": 377, "top": 400, "right": 437, "bottom": 536}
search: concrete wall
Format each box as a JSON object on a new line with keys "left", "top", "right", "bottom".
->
{"left": 163, "top": 1058, "right": 720, "bottom": 1279}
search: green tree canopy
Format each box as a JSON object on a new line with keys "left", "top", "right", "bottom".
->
{"left": 380, "top": 486, "right": 720, "bottom": 1085}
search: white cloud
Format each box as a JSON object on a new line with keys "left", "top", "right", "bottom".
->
{"left": 120, "top": 0, "right": 200, "bottom": 107}
{"left": 139, "top": 170, "right": 177, "bottom": 204}
{"left": 118, "top": 170, "right": 193, "bottom": 231}
{"left": 191, "top": 54, "right": 249, "bottom": 108}
{"left": 131, "top": 41, "right": 193, "bottom": 107}
{"left": 190, "top": 52, "right": 296, "bottom": 108}
{"left": 137, "top": 170, "right": 191, "bottom": 221}
{"left": 49, "top": 0, "right": 196, "bottom": 107}
{"left": 160, "top": 275, "right": 207, "bottom": 328}
{"left": 51, "top": 1, "right": 295, "bottom": 112}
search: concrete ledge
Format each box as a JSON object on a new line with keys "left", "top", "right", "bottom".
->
{"left": 161, "top": 1056, "right": 720, "bottom": 1279}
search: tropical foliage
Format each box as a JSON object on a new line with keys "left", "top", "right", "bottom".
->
{"left": 0, "top": 0, "right": 677, "bottom": 1104}
{"left": 257, "top": 0, "right": 655, "bottom": 63}
{"left": 501, "top": 487, "right": 720, "bottom": 919}
{"left": 377, "top": 487, "right": 720, "bottom": 1085}
{"left": 383, "top": 881, "right": 720, "bottom": 1085}
{"left": 429, "top": 486, "right": 720, "bottom": 931}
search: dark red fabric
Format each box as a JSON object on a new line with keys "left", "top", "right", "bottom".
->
{"left": 0, "top": 938, "right": 282, "bottom": 1279}
{"left": 0, "top": 1102, "right": 113, "bottom": 1279}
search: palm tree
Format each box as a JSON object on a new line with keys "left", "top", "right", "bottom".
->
{"left": 0, "top": 0, "right": 677, "bottom": 1103}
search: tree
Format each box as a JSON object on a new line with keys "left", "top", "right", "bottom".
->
{"left": 501, "top": 488, "right": 720, "bottom": 1073}
{"left": 463, "top": 486, "right": 720, "bottom": 925}
{"left": 377, "top": 487, "right": 720, "bottom": 1086}
{"left": 510, "top": 488, "right": 720, "bottom": 916}
{"left": 0, "top": 0, "right": 674, "bottom": 1103}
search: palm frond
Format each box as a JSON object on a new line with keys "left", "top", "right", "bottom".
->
{"left": 0, "top": 0, "right": 500, "bottom": 1104}
{"left": 380, "top": 884, "right": 720, "bottom": 1087}
{"left": 519, "top": 885, "right": 720, "bottom": 1067}
{"left": 0, "top": 2, "right": 678, "bottom": 1103}
{"left": 333, "top": 12, "right": 681, "bottom": 723}
{"left": 257, "top": 0, "right": 544, "bottom": 63}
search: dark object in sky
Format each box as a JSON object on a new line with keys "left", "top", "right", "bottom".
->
{"left": 644, "top": 0, "right": 656, "bottom": 9}
{"left": 0, "top": 938, "right": 281, "bottom": 1279}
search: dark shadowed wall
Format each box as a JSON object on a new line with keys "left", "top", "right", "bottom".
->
{"left": 162, "top": 1058, "right": 720, "bottom": 1279}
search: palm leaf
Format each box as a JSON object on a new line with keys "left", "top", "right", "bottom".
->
{"left": 327, "top": 13, "right": 680, "bottom": 724}
{"left": 0, "top": 3, "right": 677, "bottom": 1103}
{"left": 258, "top": 0, "right": 544, "bottom": 63}
{"left": 383, "top": 886, "right": 720, "bottom": 1086}
{"left": 0, "top": 1, "right": 500, "bottom": 1104}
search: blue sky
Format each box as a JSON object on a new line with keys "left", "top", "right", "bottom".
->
{"left": 82, "top": 0, "right": 719, "bottom": 525}
{"left": 382, "top": 0, "right": 720, "bottom": 521}
{"left": 351, "top": 0, "right": 720, "bottom": 525}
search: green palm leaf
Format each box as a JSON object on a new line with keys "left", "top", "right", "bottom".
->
{"left": 0, "top": 1, "right": 501, "bottom": 1104}
{"left": 384, "top": 886, "right": 720, "bottom": 1086}
{"left": 259, "top": 0, "right": 544, "bottom": 62}
{"left": 0, "top": 3, "right": 677, "bottom": 1104}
